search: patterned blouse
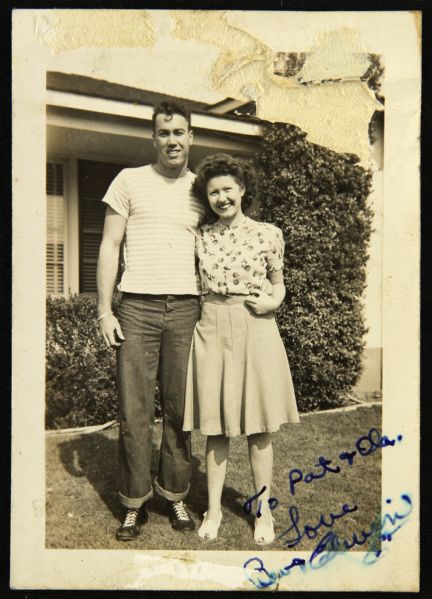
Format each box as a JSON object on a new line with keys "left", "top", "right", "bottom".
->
{"left": 196, "top": 215, "right": 285, "bottom": 296}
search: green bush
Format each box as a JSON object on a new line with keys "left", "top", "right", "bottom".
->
{"left": 255, "top": 123, "right": 373, "bottom": 412}
{"left": 46, "top": 295, "right": 163, "bottom": 429}
{"left": 46, "top": 295, "right": 118, "bottom": 429}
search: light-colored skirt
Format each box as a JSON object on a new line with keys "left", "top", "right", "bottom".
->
{"left": 183, "top": 294, "right": 300, "bottom": 437}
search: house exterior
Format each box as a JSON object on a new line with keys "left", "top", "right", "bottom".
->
{"left": 46, "top": 71, "right": 383, "bottom": 393}
{"left": 46, "top": 72, "right": 263, "bottom": 296}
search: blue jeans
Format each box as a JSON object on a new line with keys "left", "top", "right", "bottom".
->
{"left": 116, "top": 293, "right": 201, "bottom": 508}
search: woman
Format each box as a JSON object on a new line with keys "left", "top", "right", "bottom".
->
{"left": 183, "top": 154, "right": 299, "bottom": 544}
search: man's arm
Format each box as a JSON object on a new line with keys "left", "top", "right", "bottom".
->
{"left": 97, "top": 206, "right": 127, "bottom": 347}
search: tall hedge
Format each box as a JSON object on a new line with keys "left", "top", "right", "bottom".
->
{"left": 255, "top": 123, "right": 373, "bottom": 412}
{"left": 46, "top": 295, "right": 163, "bottom": 429}
{"left": 46, "top": 296, "right": 118, "bottom": 429}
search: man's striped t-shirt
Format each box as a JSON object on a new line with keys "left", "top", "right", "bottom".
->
{"left": 102, "top": 164, "right": 205, "bottom": 295}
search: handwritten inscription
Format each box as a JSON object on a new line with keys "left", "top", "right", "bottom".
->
{"left": 309, "top": 493, "right": 412, "bottom": 568}
{"left": 243, "top": 556, "right": 306, "bottom": 589}
{"left": 243, "top": 493, "right": 412, "bottom": 590}
{"left": 278, "top": 502, "right": 359, "bottom": 548}
{"left": 288, "top": 428, "right": 402, "bottom": 496}
{"left": 243, "top": 429, "right": 402, "bottom": 519}
{"left": 244, "top": 486, "right": 359, "bottom": 548}
{"left": 243, "top": 428, "right": 401, "bottom": 524}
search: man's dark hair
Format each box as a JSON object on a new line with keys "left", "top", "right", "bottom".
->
{"left": 152, "top": 101, "right": 192, "bottom": 132}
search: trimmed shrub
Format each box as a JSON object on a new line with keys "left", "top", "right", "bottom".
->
{"left": 255, "top": 123, "right": 373, "bottom": 412}
{"left": 46, "top": 295, "right": 162, "bottom": 429}
{"left": 46, "top": 295, "right": 117, "bottom": 429}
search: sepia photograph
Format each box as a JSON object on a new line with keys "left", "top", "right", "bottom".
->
{"left": 11, "top": 8, "right": 420, "bottom": 591}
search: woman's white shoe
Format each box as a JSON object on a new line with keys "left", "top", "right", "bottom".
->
{"left": 198, "top": 511, "right": 223, "bottom": 540}
{"left": 254, "top": 515, "right": 275, "bottom": 545}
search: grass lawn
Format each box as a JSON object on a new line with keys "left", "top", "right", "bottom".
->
{"left": 46, "top": 405, "right": 382, "bottom": 552}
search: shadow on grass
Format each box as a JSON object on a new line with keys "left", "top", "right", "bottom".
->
{"left": 57, "top": 431, "right": 245, "bottom": 525}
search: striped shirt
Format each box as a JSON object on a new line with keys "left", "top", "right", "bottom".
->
{"left": 102, "top": 165, "right": 204, "bottom": 294}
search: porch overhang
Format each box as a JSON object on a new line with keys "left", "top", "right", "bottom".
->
{"left": 46, "top": 89, "right": 264, "bottom": 138}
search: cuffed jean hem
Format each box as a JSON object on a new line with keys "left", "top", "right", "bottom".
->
{"left": 154, "top": 477, "right": 190, "bottom": 502}
{"left": 119, "top": 488, "right": 153, "bottom": 509}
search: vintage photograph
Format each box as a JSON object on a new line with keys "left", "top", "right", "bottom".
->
{"left": 11, "top": 8, "right": 420, "bottom": 591}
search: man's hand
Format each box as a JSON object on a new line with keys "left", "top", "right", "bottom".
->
{"left": 261, "top": 278, "right": 273, "bottom": 296}
{"left": 244, "top": 291, "right": 278, "bottom": 316}
{"left": 99, "top": 314, "right": 125, "bottom": 347}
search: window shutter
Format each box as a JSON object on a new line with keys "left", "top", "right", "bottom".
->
{"left": 47, "top": 162, "right": 63, "bottom": 196}
{"left": 46, "top": 163, "right": 64, "bottom": 295}
{"left": 78, "top": 160, "right": 127, "bottom": 294}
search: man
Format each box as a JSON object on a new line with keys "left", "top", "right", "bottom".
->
{"left": 97, "top": 101, "right": 204, "bottom": 540}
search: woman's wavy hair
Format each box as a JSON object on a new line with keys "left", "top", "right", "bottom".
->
{"left": 192, "top": 153, "right": 257, "bottom": 223}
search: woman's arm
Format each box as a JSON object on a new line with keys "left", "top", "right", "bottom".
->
{"left": 245, "top": 270, "right": 286, "bottom": 316}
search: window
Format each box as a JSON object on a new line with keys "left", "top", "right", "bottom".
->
{"left": 78, "top": 160, "right": 126, "bottom": 293}
{"left": 46, "top": 163, "right": 65, "bottom": 295}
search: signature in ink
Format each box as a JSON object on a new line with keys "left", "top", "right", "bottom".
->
{"left": 309, "top": 493, "right": 413, "bottom": 569}
{"left": 243, "top": 486, "right": 358, "bottom": 549}
{"left": 243, "top": 555, "right": 306, "bottom": 589}
{"left": 243, "top": 493, "right": 412, "bottom": 589}
{"left": 288, "top": 428, "right": 403, "bottom": 496}
{"left": 242, "top": 430, "right": 403, "bottom": 517}
{"left": 243, "top": 485, "right": 278, "bottom": 518}
{"left": 363, "top": 493, "right": 413, "bottom": 565}
{"left": 278, "top": 502, "right": 359, "bottom": 548}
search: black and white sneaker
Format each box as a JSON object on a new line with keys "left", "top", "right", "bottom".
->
{"left": 168, "top": 500, "right": 196, "bottom": 531}
{"left": 116, "top": 507, "right": 147, "bottom": 541}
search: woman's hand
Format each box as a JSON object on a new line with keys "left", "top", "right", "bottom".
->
{"left": 245, "top": 291, "right": 278, "bottom": 316}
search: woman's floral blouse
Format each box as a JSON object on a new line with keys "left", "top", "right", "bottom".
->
{"left": 196, "top": 215, "right": 285, "bottom": 296}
